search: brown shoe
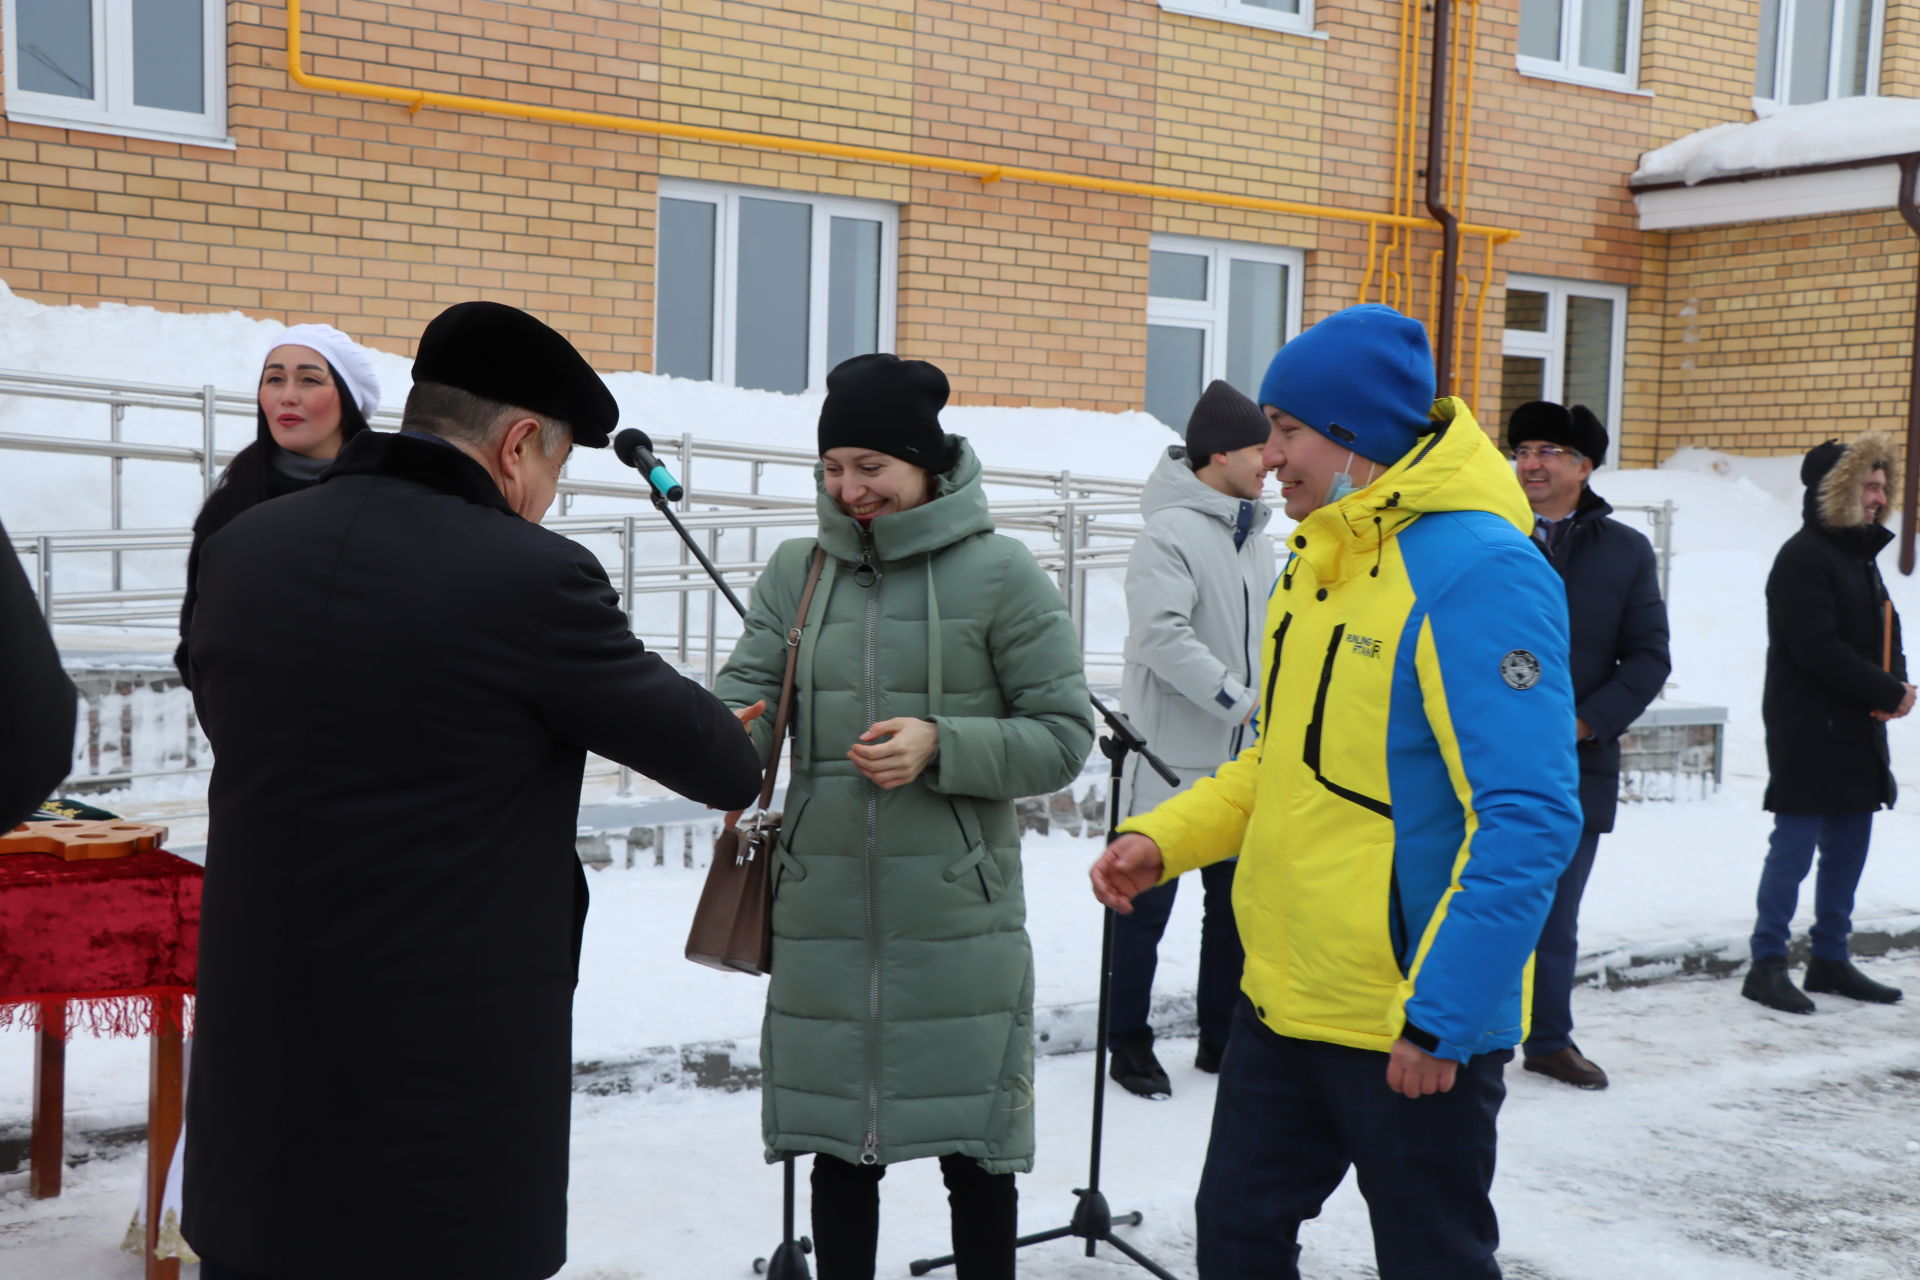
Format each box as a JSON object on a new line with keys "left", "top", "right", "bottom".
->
{"left": 1523, "top": 1046, "right": 1609, "bottom": 1090}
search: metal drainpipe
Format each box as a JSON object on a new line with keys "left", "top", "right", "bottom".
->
{"left": 1426, "top": 0, "right": 1460, "bottom": 396}
{"left": 1896, "top": 155, "right": 1920, "bottom": 575}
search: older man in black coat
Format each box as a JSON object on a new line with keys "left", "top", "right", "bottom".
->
{"left": 182, "top": 302, "right": 763, "bottom": 1280}
{"left": 1508, "top": 403, "right": 1670, "bottom": 1090}
{"left": 1742, "top": 429, "right": 1911, "bottom": 1015}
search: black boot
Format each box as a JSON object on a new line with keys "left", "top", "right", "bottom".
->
{"left": 1109, "top": 1030, "right": 1172, "bottom": 1099}
{"left": 1804, "top": 956, "right": 1904, "bottom": 1004}
{"left": 1741, "top": 956, "right": 1815, "bottom": 1014}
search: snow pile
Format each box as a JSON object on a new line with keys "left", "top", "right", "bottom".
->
{"left": 0, "top": 278, "right": 1173, "bottom": 535}
{"left": 1632, "top": 95, "right": 1920, "bottom": 187}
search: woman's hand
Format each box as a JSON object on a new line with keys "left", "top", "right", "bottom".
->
{"left": 849, "top": 717, "right": 938, "bottom": 790}
{"left": 1088, "top": 834, "right": 1165, "bottom": 913}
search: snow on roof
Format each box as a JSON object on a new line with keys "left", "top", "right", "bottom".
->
{"left": 1631, "top": 95, "right": 1920, "bottom": 188}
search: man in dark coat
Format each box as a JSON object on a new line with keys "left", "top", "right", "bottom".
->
{"left": 1507, "top": 403, "right": 1670, "bottom": 1090}
{"left": 0, "top": 515, "right": 76, "bottom": 827}
{"left": 1743, "top": 429, "right": 1911, "bottom": 1015}
{"left": 182, "top": 302, "right": 763, "bottom": 1280}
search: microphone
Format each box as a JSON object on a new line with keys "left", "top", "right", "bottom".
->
{"left": 613, "top": 428, "right": 685, "bottom": 502}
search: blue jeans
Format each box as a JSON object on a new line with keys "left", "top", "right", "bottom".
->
{"left": 1750, "top": 812, "right": 1875, "bottom": 963}
{"left": 1523, "top": 828, "right": 1601, "bottom": 1058}
{"left": 1108, "top": 858, "right": 1243, "bottom": 1050}
{"left": 1195, "top": 999, "right": 1508, "bottom": 1280}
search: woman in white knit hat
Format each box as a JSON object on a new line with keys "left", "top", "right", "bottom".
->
{"left": 174, "top": 323, "right": 382, "bottom": 685}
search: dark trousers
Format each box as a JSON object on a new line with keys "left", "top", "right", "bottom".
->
{"left": 1195, "top": 999, "right": 1508, "bottom": 1280}
{"left": 1523, "top": 827, "right": 1602, "bottom": 1058}
{"left": 1109, "top": 858, "right": 1244, "bottom": 1050}
{"left": 1751, "top": 811, "right": 1875, "bottom": 962}
{"left": 811, "top": 1152, "right": 1016, "bottom": 1280}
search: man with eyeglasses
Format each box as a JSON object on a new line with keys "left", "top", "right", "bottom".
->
{"left": 1507, "top": 402, "right": 1670, "bottom": 1090}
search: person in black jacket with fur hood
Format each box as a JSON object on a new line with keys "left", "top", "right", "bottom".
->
{"left": 1507, "top": 402, "right": 1670, "bottom": 1090}
{"left": 1743, "top": 429, "right": 1912, "bottom": 1014}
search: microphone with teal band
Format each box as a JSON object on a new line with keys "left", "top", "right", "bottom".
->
{"left": 613, "top": 428, "right": 685, "bottom": 502}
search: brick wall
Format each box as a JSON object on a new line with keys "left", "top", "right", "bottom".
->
{"left": 0, "top": 0, "right": 1914, "bottom": 462}
{"left": 1651, "top": 209, "right": 1916, "bottom": 457}
{"left": 0, "top": 0, "right": 666, "bottom": 366}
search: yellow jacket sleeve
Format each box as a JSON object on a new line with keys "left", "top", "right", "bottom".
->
{"left": 1117, "top": 739, "right": 1261, "bottom": 882}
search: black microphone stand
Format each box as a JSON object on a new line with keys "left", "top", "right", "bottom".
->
{"left": 909, "top": 694, "right": 1185, "bottom": 1280}
{"left": 633, "top": 478, "right": 812, "bottom": 1279}
{"left": 648, "top": 483, "right": 749, "bottom": 619}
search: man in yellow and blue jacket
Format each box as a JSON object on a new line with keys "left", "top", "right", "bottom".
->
{"left": 1090, "top": 305, "right": 1581, "bottom": 1279}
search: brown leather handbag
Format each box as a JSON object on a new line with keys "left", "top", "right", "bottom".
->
{"left": 685, "top": 547, "right": 827, "bottom": 975}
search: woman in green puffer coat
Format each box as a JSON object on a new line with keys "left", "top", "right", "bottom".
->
{"left": 714, "top": 354, "right": 1093, "bottom": 1280}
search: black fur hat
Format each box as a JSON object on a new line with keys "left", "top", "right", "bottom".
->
{"left": 1506, "top": 401, "right": 1607, "bottom": 465}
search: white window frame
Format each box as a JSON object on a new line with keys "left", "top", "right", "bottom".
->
{"left": 1753, "top": 0, "right": 1883, "bottom": 112}
{"left": 1501, "top": 275, "right": 1627, "bottom": 469}
{"left": 1146, "top": 235, "right": 1305, "bottom": 419}
{"left": 1515, "top": 0, "right": 1643, "bottom": 93}
{"left": 655, "top": 180, "right": 898, "bottom": 394}
{"left": 1156, "top": 0, "right": 1324, "bottom": 40}
{"left": 2, "top": 0, "right": 230, "bottom": 148}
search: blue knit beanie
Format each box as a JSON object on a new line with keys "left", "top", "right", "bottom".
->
{"left": 1257, "top": 304, "right": 1436, "bottom": 465}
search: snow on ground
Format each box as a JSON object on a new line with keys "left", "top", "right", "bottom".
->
{"left": 8, "top": 953, "right": 1920, "bottom": 1279}
{"left": 7, "top": 291, "right": 1920, "bottom": 1274}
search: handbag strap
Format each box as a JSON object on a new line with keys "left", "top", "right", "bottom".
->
{"left": 756, "top": 546, "right": 827, "bottom": 812}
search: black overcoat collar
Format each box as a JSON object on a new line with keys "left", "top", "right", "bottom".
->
{"left": 325, "top": 430, "right": 515, "bottom": 516}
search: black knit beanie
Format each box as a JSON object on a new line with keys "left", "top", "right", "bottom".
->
{"left": 817, "top": 353, "right": 949, "bottom": 470}
{"left": 1184, "top": 380, "right": 1268, "bottom": 468}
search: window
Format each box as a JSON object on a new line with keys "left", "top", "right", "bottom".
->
{"left": 1144, "top": 238, "right": 1304, "bottom": 432}
{"left": 1499, "top": 277, "right": 1626, "bottom": 466}
{"left": 1755, "top": 0, "right": 1880, "bottom": 108}
{"left": 1517, "top": 0, "right": 1640, "bottom": 89}
{"left": 1157, "top": 0, "right": 1318, "bottom": 36}
{"left": 655, "top": 182, "right": 896, "bottom": 395}
{"left": 3, "top": 0, "right": 228, "bottom": 146}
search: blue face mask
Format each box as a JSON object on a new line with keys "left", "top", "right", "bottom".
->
{"left": 1326, "top": 451, "right": 1361, "bottom": 505}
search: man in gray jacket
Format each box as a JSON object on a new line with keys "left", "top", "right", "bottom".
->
{"left": 1110, "top": 379, "right": 1278, "bottom": 1097}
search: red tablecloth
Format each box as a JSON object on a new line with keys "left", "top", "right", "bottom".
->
{"left": 0, "top": 849, "right": 200, "bottom": 1039}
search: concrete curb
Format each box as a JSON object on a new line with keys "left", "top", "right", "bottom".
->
{"left": 569, "top": 916, "right": 1920, "bottom": 1096}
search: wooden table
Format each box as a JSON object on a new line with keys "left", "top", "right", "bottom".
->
{"left": 2, "top": 848, "right": 201, "bottom": 1280}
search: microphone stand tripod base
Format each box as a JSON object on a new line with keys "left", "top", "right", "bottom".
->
{"left": 754, "top": 1239, "right": 812, "bottom": 1278}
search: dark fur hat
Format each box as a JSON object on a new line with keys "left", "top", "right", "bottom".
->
{"left": 1506, "top": 401, "right": 1607, "bottom": 465}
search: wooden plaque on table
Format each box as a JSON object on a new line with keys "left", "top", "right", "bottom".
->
{"left": 0, "top": 820, "right": 170, "bottom": 861}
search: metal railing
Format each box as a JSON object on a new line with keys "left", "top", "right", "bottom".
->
{"left": 0, "top": 365, "right": 1146, "bottom": 665}
{"left": 1612, "top": 501, "right": 1677, "bottom": 601}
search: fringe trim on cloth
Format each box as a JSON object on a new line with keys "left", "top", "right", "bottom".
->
{"left": 0, "top": 989, "right": 194, "bottom": 1040}
{"left": 157, "top": 1208, "right": 199, "bottom": 1262}
{"left": 119, "top": 1208, "right": 202, "bottom": 1263}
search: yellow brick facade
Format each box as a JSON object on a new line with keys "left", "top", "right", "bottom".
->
{"left": 0, "top": 0, "right": 1915, "bottom": 459}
